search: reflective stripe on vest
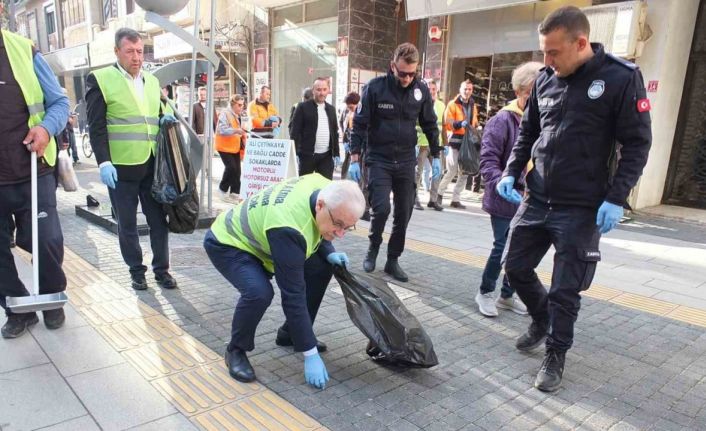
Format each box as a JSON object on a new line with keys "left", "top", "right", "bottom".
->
{"left": 210, "top": 174, "right": 330, "bottom": 273}
{"left": 2, "top": 30, "right": 57, "bottom": 166}
{"left": 92, "top": 66, "right": 161, "bottom": 166}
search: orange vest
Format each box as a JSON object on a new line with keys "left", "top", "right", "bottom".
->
{"left": 215, "top": 112, "right": 243, "bottom": 154}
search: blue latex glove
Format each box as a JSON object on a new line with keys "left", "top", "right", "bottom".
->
{"left": 432, "top": 158, "right": 442, "bottom": 180}
{"left": 596, "top": 201, "right": 623, "bottom": 234}
{"left": 99, "top": 162, "right": 118, "bottom": 189}
{"left": 268, "top": 115, "right": 280, "bottom": 123}
{"left": 272, "top": 126, "right": 281, "bottom": 137}
{"left": 444, "top": 146, "right": 450, "bottom": 156}
{"left": 304, "top": 353, "right": 329, "bottom": 389}
{"left": 497, "top": 176, "right": 522, "bottom": 204}
{"left": 326, "top": 252, "right": 349, "bottom": 267}
{"left": 461, "top": 120, "right": 469, "bottom": 128}
{"left": 159, "top": 114, "right": 176, "bottom": 126}
{"left": 348, "top": 161, "right": 361, "bottom": 182}
{"left": 334, "top": 156, "right": 341, "bottom": 167}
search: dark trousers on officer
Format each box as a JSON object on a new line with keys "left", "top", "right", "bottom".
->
{"left": 299, "top": 151, "right": 334, "bottom": 180}
{"left": 108, "top": 172, "right": 170, "bottom": 278}
{"left": 367, "top": 161, "right": 416, "bottom": 258}
{"left": 0, "top": 174, "right": 66, "bottom": 316}
{"left": 203, "top": 230, "right": 332, "bottom": 352}
{"left": 503, "top": 198, "right": 600, "bottom": 352}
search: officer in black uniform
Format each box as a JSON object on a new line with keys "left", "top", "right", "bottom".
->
{"left": 497, "top": 6, "right": 652, "bottom": 392}
{"left": 348, "top": 43, "right": 442, "bottom": 282}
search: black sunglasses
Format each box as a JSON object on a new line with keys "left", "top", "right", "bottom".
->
{"left": 396, "top": 70, "right": 416, "bottom": 78}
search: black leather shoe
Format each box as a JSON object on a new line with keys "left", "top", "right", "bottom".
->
{"left": 1, "top": 313, "right": 39, "bottom": 339}
{"left": 155, "top": 273, "right": 178, "bottom": 289}
{"left": 131, "top": 274, "right": 148, "bottom": 291}
{"left": 535, "top": 350, "right": 565, "bottom": 392}
{"left": 225, "top": 348, "right": 256, "bottom": 383}
{"left": 384, "top": 258, "right": 409, "bottom": 282}
{"left": 363, "top": 245, "right": 379, "bottom": 273}
{"left": 360, "top": 211, "right": 371, "bottom": 222}
{"left": 427, "top": 201, "right": 444, "bottom": 211}
{"left": 275, "top": 329, "right": 328, "bottom": 352}
{"left": 450, "top": 201, "right": 467, "bottom": 209}
{"left": 43, "top": 308, "right": 66, "bottom": 330}
{"left": 516, "top": 320, "right": 548, "bottom": 352}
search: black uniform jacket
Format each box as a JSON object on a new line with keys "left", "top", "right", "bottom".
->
{"left": 289, "top": 99, "right": 340, "bottom": 157}
{"left": 350, "top": 71, "right": 440, "bottom": 164}
{"left": 504, "top": 44, "right": 652, "bottom": 208}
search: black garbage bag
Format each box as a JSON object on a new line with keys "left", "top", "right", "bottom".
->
{"left": 333, "top": 266, "right": 438, "bottom": 368}
{"left": 459, "top": 127, "right": 481, "bottom": 176}
{"left": 152, "top": 120, "right": 193, "bottom": 205}
{"left": 152, "top": 119, "right": 199, "bottom": 233}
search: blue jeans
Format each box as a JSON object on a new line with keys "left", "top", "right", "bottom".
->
{"left": 480, "top": 215, "right": 514, "bottom": 298}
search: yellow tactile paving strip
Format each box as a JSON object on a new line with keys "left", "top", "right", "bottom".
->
{"left": 351, "top": 227, "right": 706, "bottom": 327}
{"left": 58, "top": 249, "right": 328, "bottom": 431}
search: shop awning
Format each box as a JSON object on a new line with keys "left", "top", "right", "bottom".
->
{"left": 406, "top": 0, "right": 536, "bottom": 20}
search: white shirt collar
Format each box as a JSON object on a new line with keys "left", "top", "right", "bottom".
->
{"left": 116, "top": 62, "right": 142, "bottom": 81}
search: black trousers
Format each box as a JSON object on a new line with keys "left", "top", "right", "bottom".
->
{"left": 503, "top": 198, "right": 601, "bottom": 353}
{"left": 299, "top": 151, "right": 334, "bottom": 180}
{"left": 367, "top": 162, "right": 416, "bottom": 258}
{"left": 0, "top": 174, "right": 66, "bottom": 316}
{"left": 218, "top": 151, "right": 241, "bottom": 194}
{"left": 203, "top": 230, "right": 332, "bottom": 352}
{"left": 108, "top": 171, "right": 170, "bottom": 278}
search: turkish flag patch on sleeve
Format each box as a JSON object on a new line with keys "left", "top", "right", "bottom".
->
{"left": 637, "top": 98, "right": 651, "bottom": 112}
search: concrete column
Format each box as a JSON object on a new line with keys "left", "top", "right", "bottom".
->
{"left": 632, "top": 0, "right": 700, "bottom": 209}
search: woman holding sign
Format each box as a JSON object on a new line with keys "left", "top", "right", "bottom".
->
{"left": 216, "top": 95, "right": 247, "bottom": 203}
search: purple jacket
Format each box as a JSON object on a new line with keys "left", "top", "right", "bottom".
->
{"left": 480, "top": 107, "right": 524, "bottom": 219}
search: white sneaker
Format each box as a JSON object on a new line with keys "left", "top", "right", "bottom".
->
{"left": 229, "top": 193, "right": 241, "bottom": 203}
{"left": 475, "top": 292, "right": 499, "bottom": 317}
{"left": 218, "top": 189, "right": 230, "bottom": 201}
{"left": 496, "top": 295, "right": 528, "bottom": 315}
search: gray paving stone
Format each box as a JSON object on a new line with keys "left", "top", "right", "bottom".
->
{"left": 0, "top": 325, "right": 49, "bottom": 374}
{"left": 0, "top": 364, "right": 86, "bottom": 431}
{"left": 67, "top": 363, "right": 177, "bottom": 431}
{"left": 128, "top": 413, "right": 198, "bottom": 430}
{"left": 37, "top": 415, "right": 101, "bottom": 430}
{"left": 30, "top": 324, "right": 125, "bottom": 377}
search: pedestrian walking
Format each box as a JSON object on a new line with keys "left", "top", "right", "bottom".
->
{"left": 339, "top": 91, "right": 360, "bottom": 180}
{"left": 215, "top": 94, "right": 247, "bottom": 203}
{"left": 475, "top": 61, "right": 543, "bottom": 317}
{"left": 204, "top": 175, "right": 365, "bottom": 388}
{"left": 191, "top": 86, "right": 217, "bottom": 135}
{"left": 415, "top": 78, "right": 446, "bottom": 211}
{"left": 289, "top": 87, "right": 312, "bottom": 137}
{"left": 349, "top": 43, "right": 442, "bottom": 282}
{"left": 498, "top": 6, "right": 652, "bottom": 392}
{"left": 431, "top": 79, "right": 479, "bottom": 210}
{"left": 86, "top": 27, "right": 178, "bottom": 291}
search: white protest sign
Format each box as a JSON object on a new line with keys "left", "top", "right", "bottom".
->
{"left": 241, "top": 138, "right": 298, "bottom": 198}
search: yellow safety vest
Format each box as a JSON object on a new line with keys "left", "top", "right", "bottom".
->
{"left": 92, "top": 66, "right": 161, "bottom": 165}
{"left": 2, "top": 30, "right": 57, "bottom": 166}
{"left": 210, "top": 174, "right": 331, "bottom": 273}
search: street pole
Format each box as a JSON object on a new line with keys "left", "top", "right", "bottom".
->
{"left": 205, "top": 0, "right": 216, "bottom": 212}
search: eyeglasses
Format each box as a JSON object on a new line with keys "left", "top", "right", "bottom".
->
{"left": 396, "top": 70, "right": 416, "bottom": 79}
{"left": 327, "top": 207, "right": 356, "bottom": 232}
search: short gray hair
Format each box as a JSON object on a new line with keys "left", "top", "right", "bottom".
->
{"left": 318, "top": 180, "right": 366, "bottom": 218}
{"left": 115, "top": 28, "right": 141, "bottom": 48}
{"left": 511, "top": 62, "right": 544, "bottom": 92}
